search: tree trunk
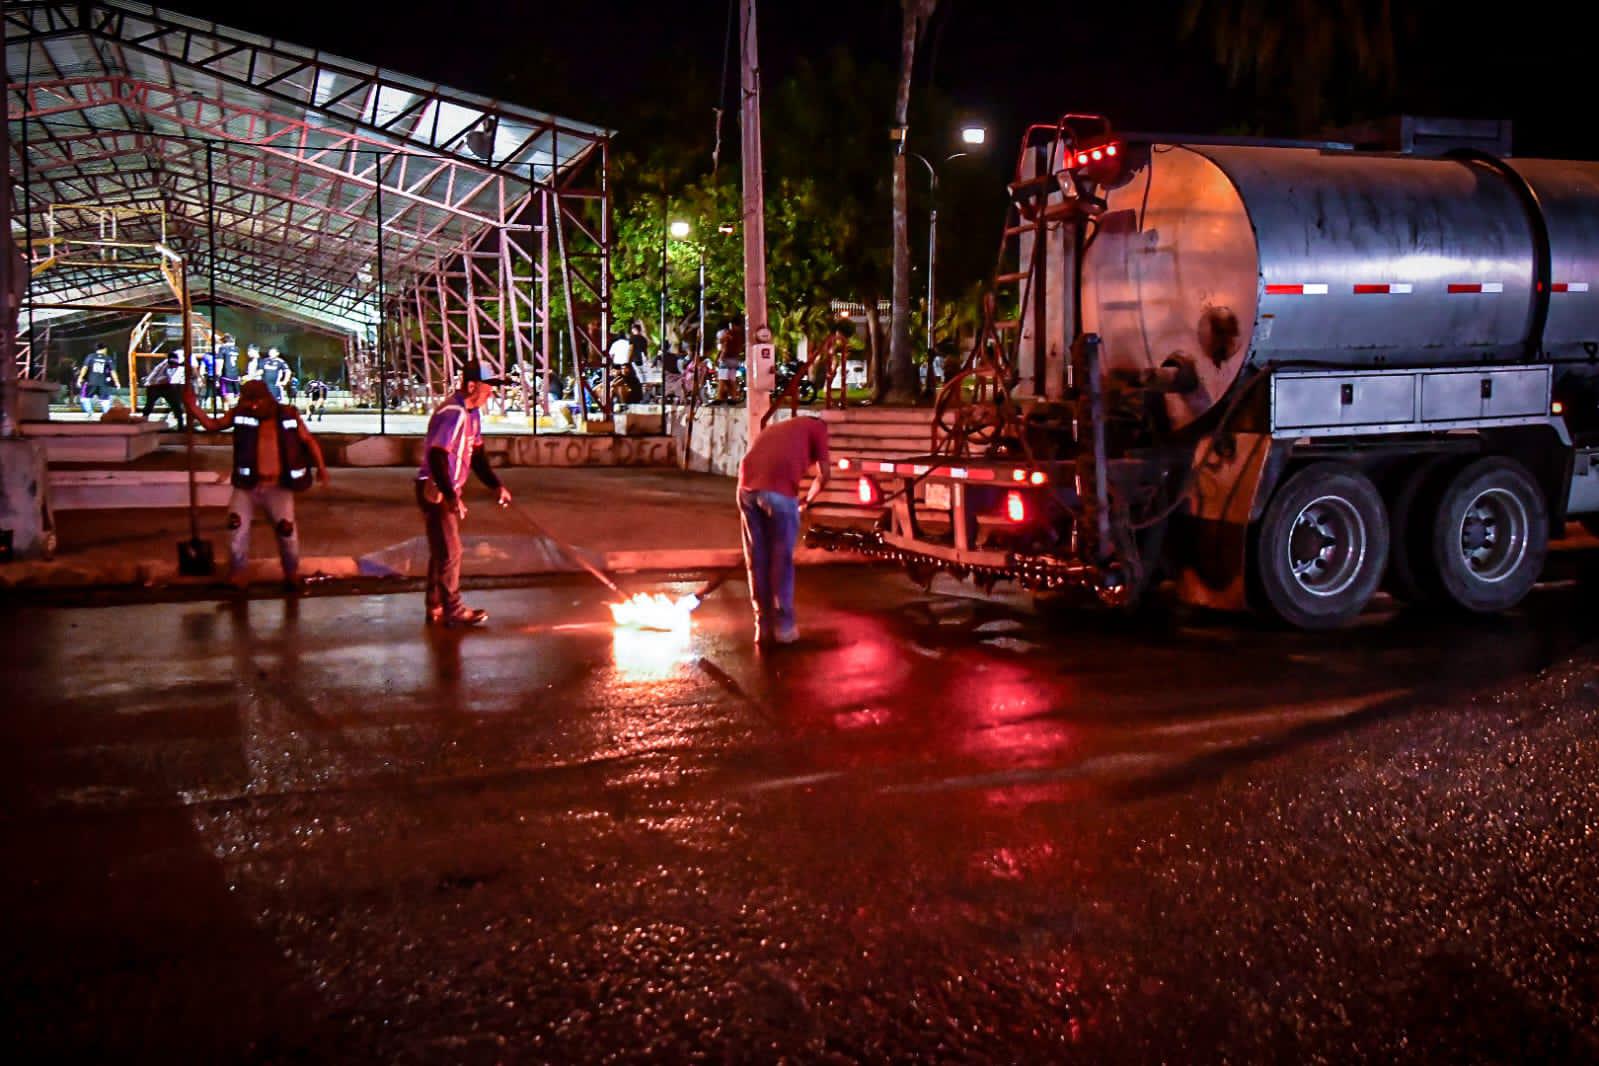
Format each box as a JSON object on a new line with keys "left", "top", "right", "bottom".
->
{"left": 865, "top": 299, "right": 888, "bottom": 403}
{"left": 885, "top": 2, "right": 932, "bottom": 404}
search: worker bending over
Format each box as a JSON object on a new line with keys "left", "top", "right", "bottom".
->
{"left": 737, "top": 414, "right": 829, "bottom": 645}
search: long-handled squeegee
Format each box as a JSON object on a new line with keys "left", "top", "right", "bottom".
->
{"left": 500, "top": 499, "right": 732, "bottom": 606}
{"left": 500, "top": 500, "right": 622, "bottom": 595}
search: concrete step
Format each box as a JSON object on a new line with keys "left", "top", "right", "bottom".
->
{"left": 819, "top": 407, "right": 934, "bottom": 425}
{"left": 24, "top": 420, "right": 165, "bottom": 463}
{"left": 50, "top": 469, "right": 232, "bottom": 510}
{"left": 829, "top": 439, "right": 930, "bottom": 455}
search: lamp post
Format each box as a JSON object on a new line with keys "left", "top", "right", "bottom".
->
{"left": 661, "top": 218, "right": 690, "bottom": 408}
{"left": 908, "top": 124, "right": 986, "bottom": 371}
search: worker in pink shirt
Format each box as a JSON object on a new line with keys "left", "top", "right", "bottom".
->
{"left": 737, "top": 414, "right": 829, "bottom": 645}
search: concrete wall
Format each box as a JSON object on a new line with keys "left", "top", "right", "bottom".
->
{"left": 668, "top": 406, "right": 751, "bottom": 477}
{"left": 0, "top": 439, "right": 53, "bottom": 559}
{"left": 337, "top": 432, "right": 677, "bottom": 469}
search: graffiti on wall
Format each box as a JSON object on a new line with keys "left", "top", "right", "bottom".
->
{"left": 501, "top": 435, "right": 675, "bottom": 467}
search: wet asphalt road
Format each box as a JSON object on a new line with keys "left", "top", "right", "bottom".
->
{"left": 4, "top": 569, "right": 1599, "bottom": 1063}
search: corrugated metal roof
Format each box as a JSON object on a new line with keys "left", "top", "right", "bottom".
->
{"left": 7, "top": 0, "right": 611, "bottom": 332}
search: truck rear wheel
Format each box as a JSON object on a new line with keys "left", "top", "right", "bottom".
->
{"left": 1428, "top": 456, "right": 1546, "bottom": 613}
{"left": 1256, "top": 463, "right": 1388, "bottom": 629}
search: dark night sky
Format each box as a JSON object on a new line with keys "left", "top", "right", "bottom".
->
{"left": 173, "top": 0, "right": 1595, "bottom": 166}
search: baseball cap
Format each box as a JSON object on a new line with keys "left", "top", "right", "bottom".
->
{"left": 461, "top": 358, "right": 506, "bottom": 386}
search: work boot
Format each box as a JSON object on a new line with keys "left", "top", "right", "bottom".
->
{"left": 775, "top": 624, "right": 800, "bottom": 645}
{"left": 426, "top": 606, "right": 444, "bottom": 626}
{"left": 442, "top": 607, "right": 489, "bottom": 628}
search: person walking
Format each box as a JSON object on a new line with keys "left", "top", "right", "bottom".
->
{"left": 76, "top": 344, "right": 120, "bottom": 415}
{"left": 306, "top": 378, "right": 329, "bottom": 421}
{"left": 184, "top": 379, "right": 329, "bottom": 590}
{"left": 737, "top": 414, "right": 829, "bottom": 646}
{"left": 141, "top": 350, "right": 187, "bottom": 429}
{"left": 416, "top": 359, "right": 513, "bottom": 627}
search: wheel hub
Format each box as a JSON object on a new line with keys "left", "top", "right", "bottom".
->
{"left": 1458, "top": 488, "right": 1527, "bottom": 583}
{"left": 1287, "top": 495, "right": 1367, "bottom": 597}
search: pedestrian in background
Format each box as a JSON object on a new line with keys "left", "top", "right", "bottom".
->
{"left": 184, "top": 379, "right": 329, "bottom": 590}
{"left": 306, "top": 378, "right": 329, "bottom": 421}
{"left": 76, "top": 344, "right": 120, "bottom": 415}
{"left": 216, "top": 334, "right": 240, "bottom": 401}
{"left": 416, "top": 359, "right": 513, "bottom": 627}
{"left": 737, "top": 414, "right": 829, "bottom": 646}
{"left": 141, "top": 350, "right": 187, "bottom": 429}
{"left": 714, "top": 319, "right": 745, "bottom": 405}
{"left": 259, "top": 347, "right": 291, "bottom": 401}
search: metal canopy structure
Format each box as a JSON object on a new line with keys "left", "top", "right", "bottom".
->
{"left": 5, "top": 0, "right": 613, "bottom": 406}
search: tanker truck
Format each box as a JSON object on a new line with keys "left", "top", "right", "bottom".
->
{"left": 807, "top": 115, "right": 1599, "bottom": 629}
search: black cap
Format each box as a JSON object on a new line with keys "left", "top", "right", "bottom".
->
{"left": 461, "top": 358, "right": 506, "bottom": 386}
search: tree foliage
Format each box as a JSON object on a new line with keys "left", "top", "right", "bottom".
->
{"left": 1182, "top": 0, "right": 1401, "bottom": 129}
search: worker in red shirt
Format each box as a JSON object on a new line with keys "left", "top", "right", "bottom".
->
{"left": 737, "top": 414, "right": 829, "bottom": 645}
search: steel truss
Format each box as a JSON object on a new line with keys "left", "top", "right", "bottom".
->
{"left": 5, "top": 0, "right": 612, "bottom": 406}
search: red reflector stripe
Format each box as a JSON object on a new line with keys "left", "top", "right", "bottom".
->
{"left": 1352, "top": 284, "right": 1387, "bottom": 294}
{"left": 1448, "top": 282, "right": 1503, "bottom": 293}
{"left": 1352, "top": 283, "right": 1413, "bottom": 294}
{"left": 1265, "top": 283, "right": 1328, "bottom": 295}
{"left": 1554, "top": 282, "right": 1590, "bottom": 292}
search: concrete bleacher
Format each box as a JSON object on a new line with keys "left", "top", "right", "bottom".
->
{"left": 22, "top": 420, "right": 166, "bottom": 463}
{"left": 49, "top": 469, "right": 232, "bottom": 511}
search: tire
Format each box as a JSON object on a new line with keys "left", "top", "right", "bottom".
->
{"left": 1427, "top": 456, "right": 1547, "bottom": 613}
{"left": 1384, "top": 458, "right": 1453, "bottom": 605}
{"left": 1255, "top": 462, "right": 1389, "bottom": 630}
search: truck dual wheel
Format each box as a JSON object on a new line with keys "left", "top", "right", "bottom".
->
{"left": 1256, "top": 463, "right": 1389, "bottom": 629}
{"left": 1426, "top": 456, "right": 1547, "bottom": 613}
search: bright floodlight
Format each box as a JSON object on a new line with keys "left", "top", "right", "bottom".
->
{"left": 960, "top": 125, "right": 987, "bottom": 146}
{"left": 669, "top": 220, "right": 692, "bottom": 239}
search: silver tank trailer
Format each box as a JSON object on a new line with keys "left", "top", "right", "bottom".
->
{"left": 1036, "top": 144, "right": 1599, "bottom": 430}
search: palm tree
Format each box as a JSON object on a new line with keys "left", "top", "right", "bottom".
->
{"left": 1183, "top": 0, "right": 1400, "bottom": 130}
{"left": 886, "top": 0, "right": 938, "bottom": 404}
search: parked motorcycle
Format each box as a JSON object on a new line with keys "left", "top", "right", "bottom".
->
{"left": 770, "top": 357, "right": 817, "bottom": 404}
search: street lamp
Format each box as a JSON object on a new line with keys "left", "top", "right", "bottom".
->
{"left": 661, "top": 218, "right": 691, "bottom": 406}
{"left": 910, "top": 123, "right": 985, "bottom": 372}
{"left": 660, "top": 216, "right": 692, "bottom": 357}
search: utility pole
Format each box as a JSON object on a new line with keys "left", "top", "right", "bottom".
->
{"left": 0, "top": 0, "right": 53, "bottom": 561}
{"left": 1, "top": 0, "right": 19, "bottom": 442}
{"left": 739, "top": 0, "right": 773, "bottom": 434}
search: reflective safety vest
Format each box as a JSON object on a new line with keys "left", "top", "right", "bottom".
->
{"left": 231, "top": 404, "right": 314, "bottom": 491}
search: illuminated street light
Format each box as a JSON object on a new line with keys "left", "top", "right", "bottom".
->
{"left": 669, "top": 220, "right": 692, "bottom": 239}
{"left": 911, "top": 123, "right": 989, "bottom": 367}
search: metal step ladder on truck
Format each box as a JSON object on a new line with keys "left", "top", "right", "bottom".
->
{"left": 807, "top": 114, "right": 1599, "bottom": 629}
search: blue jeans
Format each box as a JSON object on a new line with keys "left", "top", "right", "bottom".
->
{"left": 227, "top": 485, "right": 299, "bottom": 579}
{"left": 738, "top": 488, "right": 799, "bottom": 639}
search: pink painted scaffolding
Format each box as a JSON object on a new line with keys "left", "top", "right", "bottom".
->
{"left": 6, "top": 0, "right": 614, "bottom": 417}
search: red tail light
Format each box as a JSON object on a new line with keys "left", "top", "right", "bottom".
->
{"left": 857, "top": 476, "right": 880, "bottom": 505}
{"left": 1005, "top": 491, "right": 1026, "bottom": 522}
